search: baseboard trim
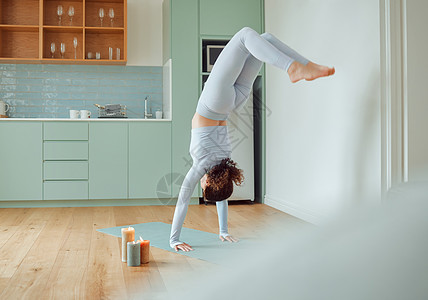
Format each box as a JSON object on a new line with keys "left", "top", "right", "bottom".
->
{"left": 0, "top": 198, "right": 199, "bottom": 208}
{"left": 264, "top": 194, "right": 323, "bottom": 225}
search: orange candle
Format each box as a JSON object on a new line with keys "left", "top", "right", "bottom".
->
{"left": 138, "top": 236, "right": 150, "bottom": 264}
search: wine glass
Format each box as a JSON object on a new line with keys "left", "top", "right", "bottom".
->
{"left": 108, "top": 8, "right": 114, "bottom": 27}
{"left": 73, "top": 37, "right": 78, "bottom": 59}
{"left": 68, "top": 6, "right": 75, "bottom": 26}
{"left": 60, "top": 42, "right": 66, "bottom": 59}
{"left": 50, "top": 42, "right": 56, "bottom": 58}
{"left": 99, "top": 8, "right": 105, "bottom": 27}
{"left": 57, "top": 5, "right": 63, "bottom": 26}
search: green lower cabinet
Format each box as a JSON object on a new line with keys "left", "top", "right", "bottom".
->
{"left": 44, "top": 141, "right": 89, "bottom": 160}
{"left": 0, "top": 122, "right": 42, "bottom": 201}
{"left": 44, "top": 161, "right": 88, "bottom": 180}
{"left": 44, "top": 122, "right": 88, "bottom": 141}
{"left": 44, "top": 181, "right": 88, "bottom": 200}
{"left": 89, "top": 122, "right": 128, "bottom": 199}
{"left": 129, "top": 122, "right": 171, "bottom": 199}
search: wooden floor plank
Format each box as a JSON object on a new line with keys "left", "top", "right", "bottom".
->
{"left": 0, "top": 208, "right": 54, "bottom": 281}
{"left": 0, "top": 278, "right": 9, "bottom": 296}
{"left": 44, "top": 207, "right": 94, "bottom": 299}
{"left": 0, "top": 208, "right": 32, "bottom": 226}
{"left": 0, "top": 226, "right": 18, "bottom": 250}
{"left": 0, "top": 208, "right": 72, "bottom": 300}
{"left": 83, "top": 206, "right": 128, "bottom": 300}
{"left": 0, "top": 204, "right": 303, "bottom": 299}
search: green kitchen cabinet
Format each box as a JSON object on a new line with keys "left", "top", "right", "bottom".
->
{"left": 199, "top": 0, "right": 263, "bottom": 36}
{"left": 42, "top": 121, "right": 89, "bottom": 201}
{"left": 44, "top": 181, "right": 88, "bottom": 200}
{"left": 89, "top": 122, "right": 128, "bottom": 199}
{"left": 44, "top": 161, "right": 88, "bottom": 180}
{"left": 44, "top": 141, "right": 89, "bottom": 160}
{"left": 129, "top": 122, "right": 171, "bottom": 199}
{"left": 169, "top": 0, "right": 200, "bottom": 198}
{"left": 44, "top": 122, "right": 88, "bottom": 141}
{"left": 0, "top": 122, "right": 42, "bottom": 201}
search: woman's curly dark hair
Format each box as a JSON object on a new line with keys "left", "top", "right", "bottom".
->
{"left": 203, "top": 158, "right": 244, "bottom": 201}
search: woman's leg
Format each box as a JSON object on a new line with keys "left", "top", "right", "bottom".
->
{"left": 261, "top": 32, "right": 309, "bottom": 66}
{"left": 233, "top": 31, "right": 308, "bottom": 108}
{"left": 199, "top": 27, "right": 298, "bottom": 118}
{"left": 233, "top": 29, "right": 335, "bottom": 106}
{"left": 198, "top": 27, "right": 334, "bottom": 118}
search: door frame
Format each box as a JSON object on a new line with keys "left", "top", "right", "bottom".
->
{"left": 380, "top": 0, "right": 408, "bottom": 201}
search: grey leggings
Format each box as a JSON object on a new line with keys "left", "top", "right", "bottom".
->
{"left": 196, "top": 27, "right": 309, "bottom": 120}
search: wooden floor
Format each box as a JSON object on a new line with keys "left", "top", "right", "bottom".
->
{"left": 0, "top": 203, "right": 305, "bottom": 299}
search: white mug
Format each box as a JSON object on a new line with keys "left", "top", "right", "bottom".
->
{"left": 0, "top": 100, "right": 10, "bottom": 115}
{"left": 70, "top": 110, "right": 80, "bottom": 119}
{"left": 155, "top": 110, "right": 163, "bottom": 119}
{"left": 80, "top": 110, "right": 91, "bottom": 119}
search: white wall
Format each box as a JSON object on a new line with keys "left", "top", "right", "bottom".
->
{"left": 405, "top": 0, "right": 428, "bottom": 181}
{"left": 264, "top": 0, "right": 382, "bottom": 223}
{"left": 127, "top": 0, "right": 163, "bottom": 66}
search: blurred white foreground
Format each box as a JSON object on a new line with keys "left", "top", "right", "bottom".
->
{"left": 171, "top": 182, "right": 428, "bottom": 300}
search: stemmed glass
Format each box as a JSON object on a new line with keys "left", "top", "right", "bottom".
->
{"left": 73, "top": 37, "right": 78, "bottom": 59}
{"left": 57, "top": 5, "right": 63, "bottom": 26}
{"left": 99, "top": 8, "right": 105, "bottom": 27}
{"left": 68, "top": 6, "right": 75, "bottom": 26}
{"left": 50, "top": 42, "right": 56, "bottom": 58}
{"left": 60, "top": 43, "right": 66, "bottom": 59}
{"left": 108, "top": 8, "right": 114, "bottom": 27}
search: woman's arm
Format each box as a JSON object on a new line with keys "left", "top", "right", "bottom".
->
{"left": 169, "top": 165, "right": 204, "bottom": 249}
{"left": 216, "top": 200, "right": 239, "bottom": 243}
{"left": 216, "top": 200, "right": 230, "bottom": 237}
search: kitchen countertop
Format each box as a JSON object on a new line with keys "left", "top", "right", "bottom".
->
{"left": 0, "top": 118, "right": 172, "bottom": 122}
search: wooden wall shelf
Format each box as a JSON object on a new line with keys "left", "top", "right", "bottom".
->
{"left": 0, "top": 0, "right": 127, "bottom": 64}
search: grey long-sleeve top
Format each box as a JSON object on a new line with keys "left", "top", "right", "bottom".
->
{"left": 169, "top": 125, "right": 232, "bottom": 248}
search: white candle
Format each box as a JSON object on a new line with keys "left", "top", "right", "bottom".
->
{"left": 127, "top": 241, "right": 141, "bottom": 267}
{"left": 121, "top": 227, "right": 135, "bottom": 262}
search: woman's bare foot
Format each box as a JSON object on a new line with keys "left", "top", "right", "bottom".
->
{"left": 287, "top": 61, "right": 335, "bottom": 83}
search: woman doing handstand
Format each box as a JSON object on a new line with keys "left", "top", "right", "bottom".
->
{"left": 170, "top": 27, "right": 335, "bottom": 252}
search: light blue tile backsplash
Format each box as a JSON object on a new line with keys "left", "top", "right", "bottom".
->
{"left": 0, "top": 64, "right": 163, "bottom": 119}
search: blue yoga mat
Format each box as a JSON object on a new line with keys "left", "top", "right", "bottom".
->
{"left": 97, "top": 222, "right": 256, "bottom": 265}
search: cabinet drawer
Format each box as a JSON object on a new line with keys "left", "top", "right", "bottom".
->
{"left": 44, "top": 141, "right": 88, "bottom": 160}
{"left": 44, "top": 181, "right": 88, "bottom": 200}
{"left": 44, "top": 122, "right": 88, "bottom": 141}
{"left": 44, "top": 161, "right": 88, "bottom": 180}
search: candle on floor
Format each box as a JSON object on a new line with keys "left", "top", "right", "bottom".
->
{"left": 127, "top": 241, "right": 141, "bottom": 267}
{"left": 121, "top": 227, "right": 135, "bottom": 262}
{"left": 138, "top": 236, "right": 150, "bottom": 264}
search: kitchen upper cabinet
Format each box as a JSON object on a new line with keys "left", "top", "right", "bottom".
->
{"left": 89, "top": 122, "right": 128, "bottom": 199}
{"left": 129, "top": 122, "right": 171, "bottom": 199}
{"left": 0, "top": 122, "right": 42, "bottom": 201}
{"left": 199, "top": 0, "right": 263, "bottom": 36}
{"left": 0, "top": 0, "right": 127, "bottom": 64}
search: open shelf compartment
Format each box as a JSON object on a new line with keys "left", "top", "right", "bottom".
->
{"left": 0, "top": 26, "right": 39, "bottom": 59}
{"left": 43, "top": 27, "right": 83, "bottom": 59}
{"left": 85, "top": 29, "right": 124, "bottom": 60}
{"left": 43, "top": 0, "right": 84, "bottom": 27}
{"left": 85, "top": 0, "right": 124, "bottom": 28}
{"left": 0, "top": 0, "right": 39, "bottom": 26}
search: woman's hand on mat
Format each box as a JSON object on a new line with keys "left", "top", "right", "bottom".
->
{"left": 220, "top": 235, "right": 239, "bottom": 243}
{"left": 174, "top": 242, "right": 193, "bottom": 252}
